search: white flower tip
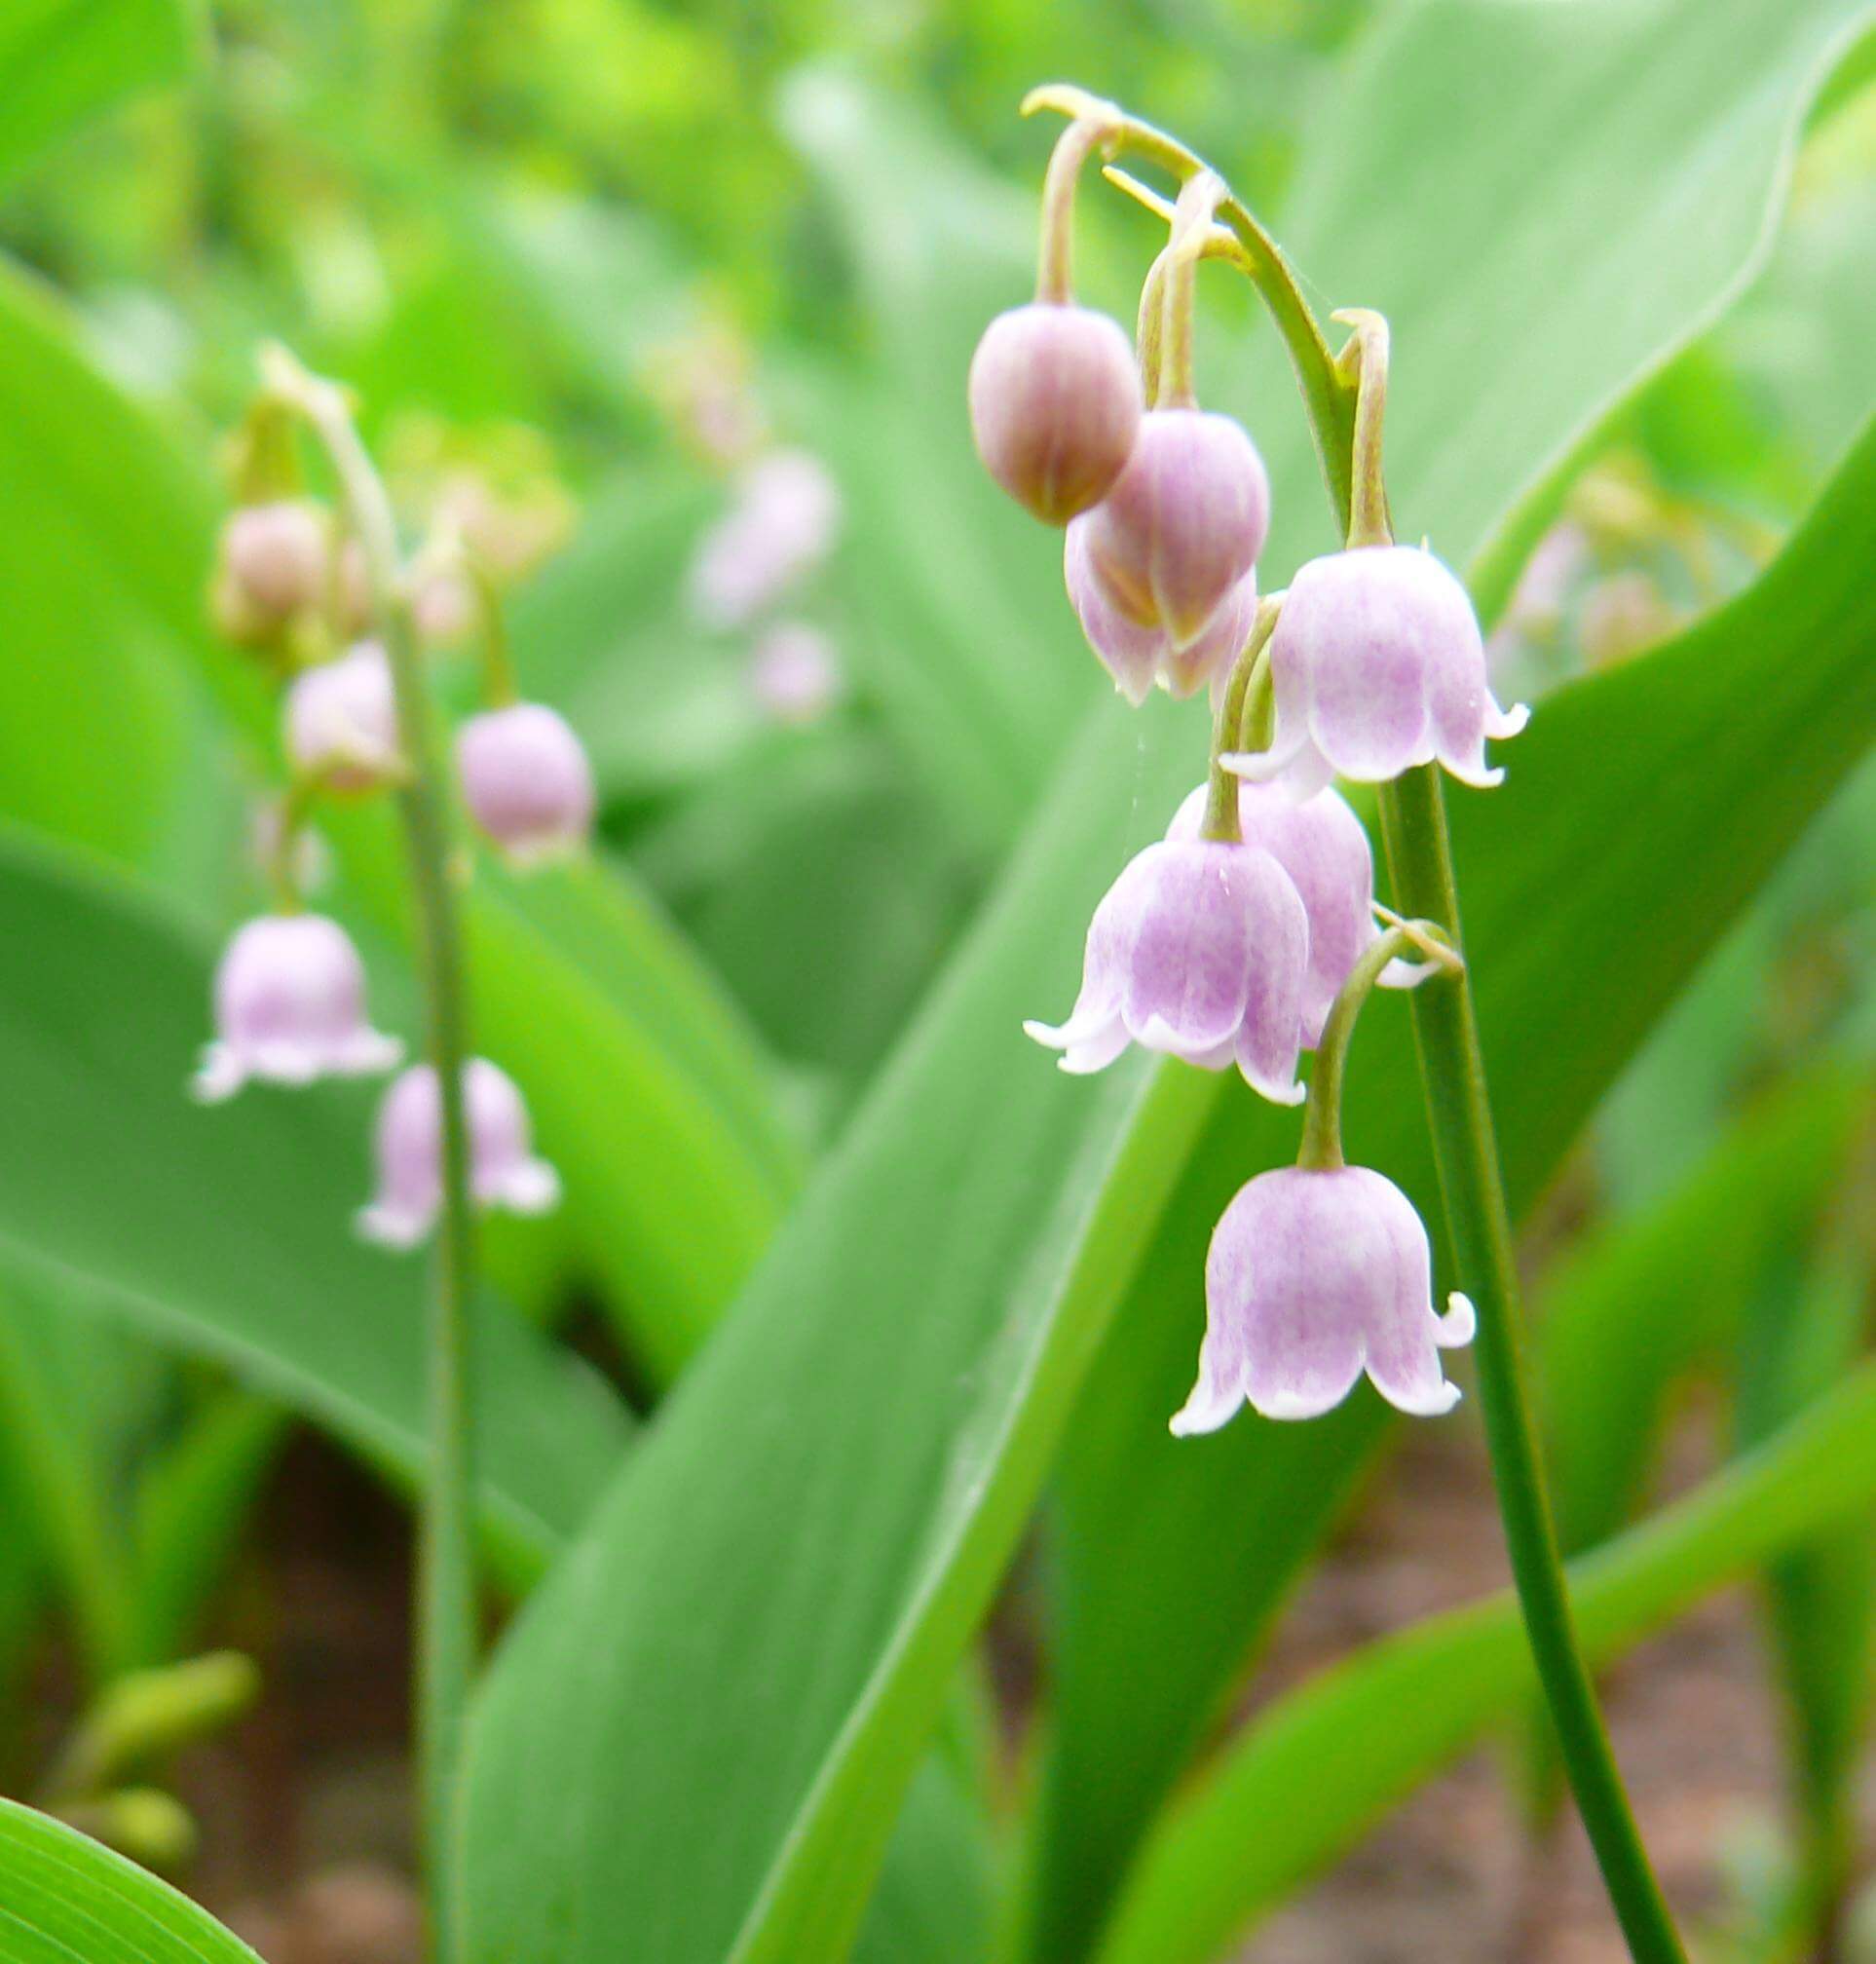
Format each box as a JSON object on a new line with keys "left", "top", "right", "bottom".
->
{"left": 190, "top": 1044, "right": 244, "bottom": 1105}
{"left": 1444, "top": 756, "right": 1506, "bottom": 790}
{"left": 1488, "top": 699, "right": 1531, "bottom": 738}
{"left": 1022, "top": 1017, "right": 1067, "bottom": 1050}
{"left": 1240, "top": 1064, "right": 1305, "bottom": 1106}
{"left": 355, "top": 1202, "right": 431, "bottom": 1251}
{"left": 340, "top": 1031, "right": 405, "bottom": 1076}
{"left": 1378, "top": 956, "right": 1440, "bottom": 992}
{"left": 499, "top": 1158, "right": 562, "bottom": 1218}
{"left": 1219, "top": 748, "right": 1281, "bottom": 782}
{"left": 1438, "top": 1292, "right": 1478, "bottom": 1347}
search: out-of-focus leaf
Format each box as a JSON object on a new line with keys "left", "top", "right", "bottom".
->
{"left": 1092, "top": 1356, "right": 1876, "bottom": 1964}
{"left": 1546, "top": 1063, "right": 1868, "bottom": 1556}
{"left": 0, "top": 258, "right": 211, "bottom": 873}
{"left": 0, "top": 1796, "right": 259, "bottom": 1964}
{"left": 0, "top": 0, "right": 198, "bottom": 189}
{"left": 1033, "top": 0, "right": 1876, "bottom": 1945}
{"left": 0, "top": 825, "right": 632, "bottom": 1581}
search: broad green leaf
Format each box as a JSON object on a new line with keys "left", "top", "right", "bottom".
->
{"left": 0, "top": 824, "right": 631, "bottom": 1580}
{"left": 1030, "top": 0, "right": 1876, "bottom": 1942}
{"left": 0, "top": 1796, "right": 258, "bottom": 1964}
{"left": 0, "top": 0, "right": 198, "bottom": 189}
{"left": 1091, "top": 1357, "right": 1876, "bottom": 1964}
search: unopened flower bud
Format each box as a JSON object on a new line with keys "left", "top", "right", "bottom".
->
{"left": 283, "top": 643, "right": 402, "bottom": 792}
{"left": 1238, "top": 545, "right": 1529, "bottom": 799}
{"left": 192, "top": 914, "right": 401, "bottom": 1103}
{"left": 457, "top": 703, "right": 594, "bottom": 865}
{"left": 748, "top": 623, "right": 842, "bottom": 726}
{"left": 219, "top": 500, "right": 329, "bottom": 623}
{"left": 356, "top": 1059, "right": 560, "bottom": 1248}
{"left": 1024, "top": 837, "right": 1307, "bottom": 1104}
{"left": 1079, "top": 408, "right": 1270, "bottom": 645}
{"left": 1066, "top": 517, "right": 1255, "bottom": 704}
{"left": 1168, "top": 779, "right": 1426, "bottom": 1045}
{"left": 1173, "top": 1165, "right": 1475, "bottom": 1430}
{"left": 968, "top": 304, "right": 1144, "bottom": 525}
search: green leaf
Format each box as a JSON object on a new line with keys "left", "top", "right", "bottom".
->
{"left": 0, "top": 1795, "right": 259, "bottom": 1964}
{"left": 0, "top": 0, "right": 199, "bottom": 189}
{"left": 0, "top": 824, "right": 632, "bottom": 1581}
{"left": 1091, "top": 1357, "right": 1876, "bottom": 1964}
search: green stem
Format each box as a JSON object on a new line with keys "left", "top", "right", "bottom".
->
{"left": 1375, "top": 768, "right": 1685, "bottom": 1964}
{"left": 1296, "top": 925, "right": 1433, "bottom": 1171}
{"left": 1034, "top": 114, "right": 1111, "bottom": 305}
{"left": 1199, "top": 600, "right": 1280, "bottom": 843}
{"left": 1158, "top": 174, "right": 1222, "bottom": 411}
{"left": 466, "top": 558, "right": 519, "bottom": 707}
{"left": 1050, "top": 96, "right": 1689, "bottom": 1963}
{"left": 266, "top": 348, "right": 476, "bottom": 1963}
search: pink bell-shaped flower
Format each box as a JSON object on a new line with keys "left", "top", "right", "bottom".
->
{"left": 748, "top": 622, "right": 843, "bottom": 726}
{"left": 356, "top": 1059, "right": 560, "bottom": 1248}
{"left": 1066, "top": 517, "right": 1256, "bottom": 704}
{"left": 284, "top": 642, "right": 402, "bottom": 792}
{"left": 1024, "top": 837, "right": 1308, "bottom": 1104}
{"left": 1173, "top": 1164, "right": 1476, "bottom": 1429}
{"left": 968, "top": 303, "right": 1144, "bottom": 525}
{"left": 457, "top": 702, "right": 595, "bottom": 865}
{"left": 1077, "top": 408, "right": 1270, "bottom": 646}
{"left": 1167, "top": 780, "right": 1426, "bottom": 1046}
{"left": 192, "top": 914, "right": 401, "bottom": 1103}
{"left": 1236, "top": 545, "right": 1528, "bottom": 799}
{"left": 220, "top": 500, "right": 329, "bottom": 622}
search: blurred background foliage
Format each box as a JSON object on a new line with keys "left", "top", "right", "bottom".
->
{"left": 0, "top": 0, "right": 1873, "bottom": 1959}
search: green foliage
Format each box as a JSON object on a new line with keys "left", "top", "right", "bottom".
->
{"left": 0, "top": 1796, "right": 259, "bottom": 1964}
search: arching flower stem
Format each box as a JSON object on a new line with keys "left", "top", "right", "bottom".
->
{"left": 261, "top": 345, "right": 476, "bottom": 1964}
{"left": 1200, "top": 597, "right": 1281, "bottom": 843}
{"left": 1043, "top": 93, "right": 1691, "bottom": 1964}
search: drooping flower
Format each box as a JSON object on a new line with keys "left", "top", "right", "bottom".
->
{"left": 1172, "top": 1165, "right": 1476, "bottom": 1429}
{"left": 218, "top": 500, "right": 329, "bottom": 623}
{"left": 686, "top": 449, "right": 843, "bottom": 631}
{"left": 457, "top": 702, "right": 594, "bottom": 865}
{"left": 1077, "top": 407, "right": 1270, "bottom": 646}
{"left": 1233, "top": 545, "right": 1527, "bottom": 799}
{"left": 192, "top": 914, "right": 401, "bottom": 1103}
{"left": 748, "top": 622, "right": 842, "bottom": 726}
{"left": 1066, "top": 518, "right": 1256, "bottom": 704}
{"left": 1024, "top": 837, "right": 1308, "bottom": 1104}
{"left": 968, "top": 303, "right": 1144, "bottom": 524}
{"left": 284, "top": 642, "right": 402, "bottom": 792}
{"left": 1167, "top": 780, "right": 1426, "bottom": 1045}
{"left": 356, "top": 1059, "right": 560, "bottom": 1249}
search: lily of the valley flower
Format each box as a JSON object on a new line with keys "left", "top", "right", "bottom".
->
{"left": 1230, "top": 544, "right": 1527, "bottom": 799}
{"left": 193, "top": 914, "right": 401, "bottom": 1103}
{"left": 686, "top": 449, "right": 843, "bottom": 631}
{"left": 1167, "top": 779, "right": 1426, "bottom": 1045}
{"left": 1024, "top": 837, "right": 1308, "bottom": 1104}
{"left": 457, "top": 702, "right": 595, "bottom": 866}
{"left": 1066, "top": 518, "right": 1257, "bottom": 704}
{"left": 1173, "top": 1164, "right": 1476, "bottom": 1428}
{"left": 356, "top": 1058, "right": 560, "bottom": 1249}
{"left": 1077, "top": 406, "right": 1270, "bottom": 646}
{"left": 284, "top": 642, "right": 402, "bottom": 792}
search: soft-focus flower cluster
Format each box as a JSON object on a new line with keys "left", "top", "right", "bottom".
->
{"left": 199, "top": 437, "right": 589, "bottom": 1246}
{"left": 973, "top": 127, "right": 1523, "bottom": 1433}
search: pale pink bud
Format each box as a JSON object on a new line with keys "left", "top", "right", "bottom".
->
{"left": 968, "top": 303, "right": 1144, "bottom": 525}
{"left": 748, "top": 623, "right": 842, "bottom": 727}
{"left": 412, "top": 566, "right": 475, "bottom": 647}
{"left": 1168, "top": 780, "right": 1427, "bottom": 1046}
{"left": 1173, "top": 1165, "right": 1476, "bottom": 1430}
{"left": 220, "top": 500, "right": 329, "bottom": 622}
{"left": 1079, "top": 408, "right": 1270, "bottom": 645}
{"left": 1236, "top": 545, "right": 1529, "bottom": 800}
{"left": 1024, "top": 838, "right": 1307, "bottom": 1105}
{"left": 356, "top": 1059, "right": 560, "bottom": 1249}
{"left": 1066, "top": 516, "right": 1255, "bottom": 704}
{"left": 457, "top": 703, "right": 594, "bottom": 865}
{"left": 192, "top": 914, "right": 401, "bottom": 1103}
{"left": 283, "top": 643, "right": 402, "bottom": 792}
{"left": 686, "top": 449, "right": 843, "bottom": 631}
